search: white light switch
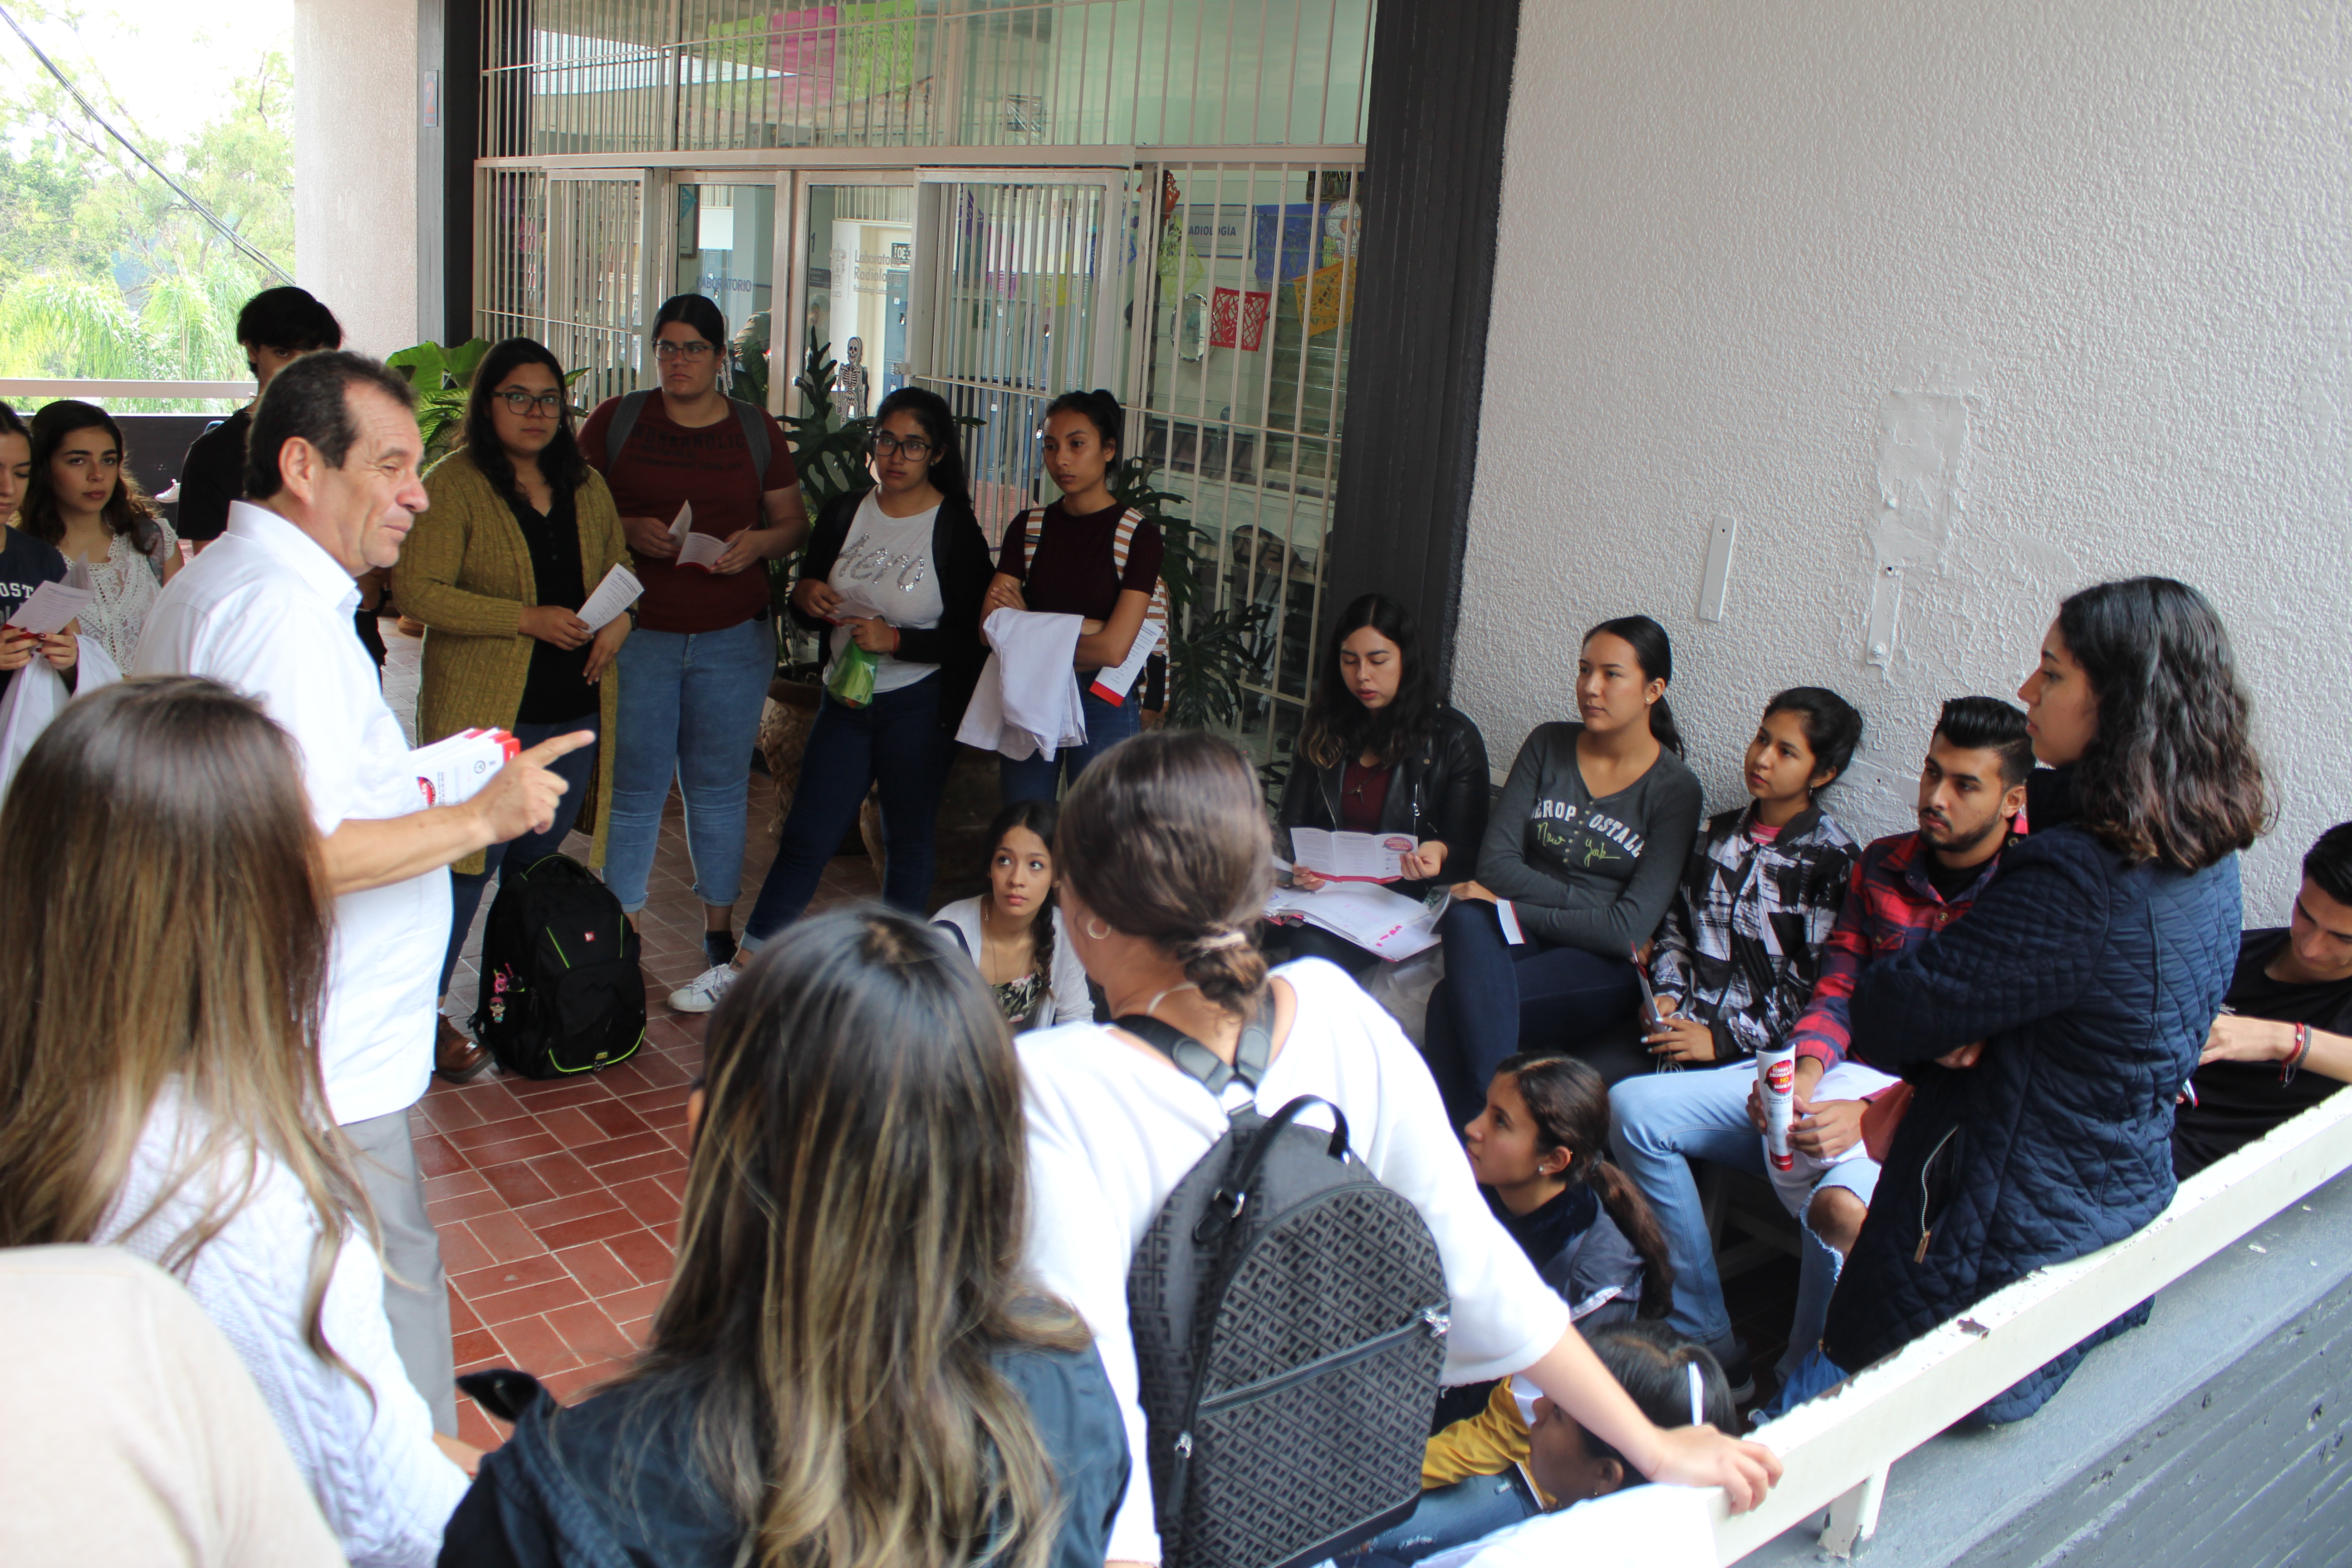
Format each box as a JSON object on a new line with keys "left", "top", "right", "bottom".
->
{"left": 1697, "top": 514, "right": 1738, "bottom": 622}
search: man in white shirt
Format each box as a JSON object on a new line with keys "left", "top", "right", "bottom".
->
{"left": 136, "top": 351, "right": 590, "bottom": 1433}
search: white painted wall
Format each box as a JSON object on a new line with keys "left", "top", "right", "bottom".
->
{"left": 1458, "top": 0, "right": 2350, "bottom": 919}
{"left": 292, "top": 0, "right": 421, "bottom": 357}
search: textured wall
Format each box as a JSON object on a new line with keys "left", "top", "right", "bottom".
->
{"left": 293, "top": 0, "right": 421, "bottom": 356}
{"left": 1458, "top": 0, "right": 2350, "bottom": 918}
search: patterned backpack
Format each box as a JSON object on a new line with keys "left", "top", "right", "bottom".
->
{"left": 1122, "top": 1003, "right": 1452, "bottom": 1568}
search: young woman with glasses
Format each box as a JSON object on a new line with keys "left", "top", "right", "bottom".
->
{"left": 392, "top": 336, "right": 633, "bottom": 1078}
{"left": 668, "top": 387, "right": 993, "bottom": 1014}
{"left": 580, "top": 295, "right": 808, "bottom": 970}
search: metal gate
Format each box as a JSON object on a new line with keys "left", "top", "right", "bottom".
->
{"left": 476, "top": 170, "right": 652, "bottom": 410}
{"left": 911, "top": 169, "right": 1128, "bottom": 536}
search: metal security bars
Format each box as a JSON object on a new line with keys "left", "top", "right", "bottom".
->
{"left": 1122, "top": 156, "right": 1358, "bottom": 766}
{"left": 476, "top": 170, "right": 650, "bottom": 410}
{"left": 476, "top": 0, "right": 1374, "bottom": 158}
{"left": 914, "top": 170, "right": 1125, "bottom": 534}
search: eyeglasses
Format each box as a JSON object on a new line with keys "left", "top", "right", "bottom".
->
{"left": 654, "top": 340, "right": 715, "bottom": 360}
{"left": 868, "top": 432, "right": 934, "bottom": 460}
{"left": 496, "top": 389, "right": 564, "bottom": 415}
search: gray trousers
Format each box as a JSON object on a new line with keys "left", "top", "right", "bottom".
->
{"left": 345, "top": 1106, "right": 457, "bottom": 1435}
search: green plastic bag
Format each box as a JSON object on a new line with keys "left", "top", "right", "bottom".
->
{"left": 827, "top": 641, "right": 879, "bottom": 708}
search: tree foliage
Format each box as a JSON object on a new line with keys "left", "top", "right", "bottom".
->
{"left": 0, "top": 6, "right": 293, "bottom": 409}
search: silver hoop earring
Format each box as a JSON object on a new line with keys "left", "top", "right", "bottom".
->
{"left": 1086, "top": 918, "right": 1112, "bottom": 941}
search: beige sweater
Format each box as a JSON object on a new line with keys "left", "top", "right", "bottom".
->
{"left": 395, "top": 448, "right": 628, "bottom": 873}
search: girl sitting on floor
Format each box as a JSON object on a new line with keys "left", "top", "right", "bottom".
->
{"left": 1342, "top": 1320, "right": 1737, "bottom": 1567}
{"left": 932, "top": 799, "right": 1093, "bottom": 1031}
{"left": 1464, "top": 1053, "right": 1674, "bottom": 1327}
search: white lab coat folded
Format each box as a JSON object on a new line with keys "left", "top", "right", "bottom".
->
{"left": 0, "top": 636, "right": 123, "bottom": 800}
{"left": 956, "top": 608, "right": 1087, "bottom": 761}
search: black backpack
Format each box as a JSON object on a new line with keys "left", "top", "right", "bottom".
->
{"left": 1123, "top": 1003, "right": 1452, "bottom": 1568}
{"left": 470, "top": 854, "right": 647, "bottom": 1080}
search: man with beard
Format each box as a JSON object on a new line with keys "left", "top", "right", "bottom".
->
{"left": 1745, "top": 696, "right": 2032, "bottom": 1402}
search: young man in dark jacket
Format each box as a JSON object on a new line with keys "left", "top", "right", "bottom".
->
{"left": 2174, "top": 822, "right": 2352, "bottom": 1177}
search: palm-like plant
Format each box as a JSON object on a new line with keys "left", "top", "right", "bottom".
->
{"left": 385, "top": 338, "right": 495, "bottom": 462}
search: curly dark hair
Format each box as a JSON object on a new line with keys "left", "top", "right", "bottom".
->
{"left": 461, "top": 338, "right": 590, "bottom": 508}
{"left": 1298, "top": 593, "right": 1439, "bottom": 770}
{"left": 2056, "top": 576, "right": 2267, "bottom": 872}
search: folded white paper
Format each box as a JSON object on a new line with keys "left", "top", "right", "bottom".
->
{"left": 677, "top": 531, "right": 727, "bottom": 570}
{"left": 577, "top": 563, "right": 644, "bottom": 632}
{"left": 1088, "top": 617, "right": 1163, "bottom": 706}
{"left": 4, "top": 581, "right": 95, "bottom": 637}
{"left": 1289, "top": 825, "right": 1414, "bottom": 882}
{"left": 1265, "top": 882, "right": 1450, "bottom": 961}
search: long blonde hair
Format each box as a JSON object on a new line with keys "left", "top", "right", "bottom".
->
{"left": 627, "top": 906, "right": 1084, "bottom": 1568}
{"left": 0, "top": 677, "right": 370, "bottom": 1369}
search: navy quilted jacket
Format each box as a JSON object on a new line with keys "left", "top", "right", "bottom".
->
{"left": 1820, "top": 768, "right": 2241, "bottom": 1421}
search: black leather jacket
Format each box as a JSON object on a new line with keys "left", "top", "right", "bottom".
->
{"left": 1274, "top": 703, "right": 1490, "bottom": 900}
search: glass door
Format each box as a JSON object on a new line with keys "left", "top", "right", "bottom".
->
{"left": 797, "top": 183, "right": 917, "bottom": 422}
{"left": 672, "top": 181, "right": 779, "bottom": 407}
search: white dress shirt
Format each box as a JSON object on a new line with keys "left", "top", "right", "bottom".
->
{"left": 135, "top": 501, "right": 451, "bottom": 1126}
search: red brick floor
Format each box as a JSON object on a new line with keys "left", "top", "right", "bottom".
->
{"left": 381, "top": 619, "right": 880, "bottom": 1450}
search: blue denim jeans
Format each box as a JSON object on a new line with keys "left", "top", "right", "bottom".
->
{"left": 1608, "top": 1061, "right": 1773, "bottom": 1348}
{"left": 1423, "top": 899, "right": 1642, "bottom": 1127}
{"left": 998, "top": 686, "right": 1140, "bottom": 802}
{"left": 440, "top": 715, "right": 602, "bottom": 997}
{"left": 603, "top": 616, "right": 774, "bottom": 914}
{"left": 741, "top": 674, "right": 951, "bottom": 950}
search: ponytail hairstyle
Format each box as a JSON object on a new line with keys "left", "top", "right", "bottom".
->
{"left": 1761, "top": 686, "right": 1863, "bottom": 791}
{"left": 1043, "top": 387, "right": 1122, "bottom": 463}
{"left": 1582, "top": 615, "right": 1681, "bottom": 756}
{"left": 1497, "top": 1052, "right": 1676, "bottom": 1318}
{"left": 873, "top": 386, "right": 972, "bottom": 510}
{"left": 983, "top": 797, "right": 1062, "bottom": 1011}
{"left": 1056, "top": 730, "right": 1271, "bottom": 1017}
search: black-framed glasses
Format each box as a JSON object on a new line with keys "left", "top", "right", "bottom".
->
{"left": 496, "top": 389, "right": 565, "bottom": 415}
{"left": 869, "top": 432, "right": 934, "bottom": 460}
{"left": 654, "top": 340, "right": 715, "bottom": 360}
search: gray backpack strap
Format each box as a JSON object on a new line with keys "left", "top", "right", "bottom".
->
{"left": 1117, "top": 995, "right": 1277, "bottom": 1100}
{"left": 602, "top": 389, "right": 655, "bottom": 467}
{"left": 730, "top": 397, "right": 771, "bottom": 480}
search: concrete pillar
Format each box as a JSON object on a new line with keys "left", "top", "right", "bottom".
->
{"left": 293, "top": 0, "right": 422, "bottom": 358}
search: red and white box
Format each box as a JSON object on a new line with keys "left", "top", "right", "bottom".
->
{"left": 411, "top": 728, "right": 521, "bottom": 807}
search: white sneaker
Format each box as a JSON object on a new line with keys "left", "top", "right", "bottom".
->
{"left": 667, "top": 963, "right": 740, "bottom": 1014}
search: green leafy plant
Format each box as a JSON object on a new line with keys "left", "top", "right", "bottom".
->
{"left": 1108, "top": 454, "right": 1269, "bottom": 730}
{"left": 385, "top": 338, "right": 492, "bottom": 463}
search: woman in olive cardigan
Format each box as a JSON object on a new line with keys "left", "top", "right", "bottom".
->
{"left": 393, "top": 338, "right": 631, "bottom": 1076}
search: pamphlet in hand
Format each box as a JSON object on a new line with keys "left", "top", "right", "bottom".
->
{"left": 577, "top": 563, "right": 644, "bottom": 632}
{"left": 3, "top": 580, "right": 96, "bottom": 638}
{"left": 1088, "top": 618, "right": 1163, "bottom": 706}
{"left": 1289, "top": 826, "right": 1416, "bottom": 882}
{"left": 1265, "top": 881, "right": 1450, "bottom": 962}
{"left": 411, "top": 728, "right": 521, "bottom": 807}
{"left": 667, "top": 501, "right": 729, "bottom": 572}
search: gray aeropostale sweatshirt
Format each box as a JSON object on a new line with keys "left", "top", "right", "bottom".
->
{"left": 1473, "top": 721, "right": 1704, "bottom": 954}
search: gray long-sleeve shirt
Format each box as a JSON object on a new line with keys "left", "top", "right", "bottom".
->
{"left": 1474, "top": 721, "right": 1704, "bottom": 954}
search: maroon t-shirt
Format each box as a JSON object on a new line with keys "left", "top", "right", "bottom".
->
{"left": 579, "top": 395, "right": 797, "bottom": 634}
{"left": 995, "top": 499, "right": 1164, "bottom": 623}
{"left": 1338, "top": 760, "right": 1394, "bottom": 833}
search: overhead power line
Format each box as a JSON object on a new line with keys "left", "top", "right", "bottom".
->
{"left": 0, "top": 1, "right": 294, "bottom": 285}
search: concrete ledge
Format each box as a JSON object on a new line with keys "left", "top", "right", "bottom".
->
{"left": 1737, "top": 1164, "right": 2352, "bottom": 1564}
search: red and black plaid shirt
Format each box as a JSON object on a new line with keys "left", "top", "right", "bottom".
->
{"left": 1789, "top": 830, "right": 2013, "bottom": 1071}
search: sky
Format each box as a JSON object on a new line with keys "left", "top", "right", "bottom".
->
{"left": 0, "top": 0, "right": 292, "bottom": 148}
